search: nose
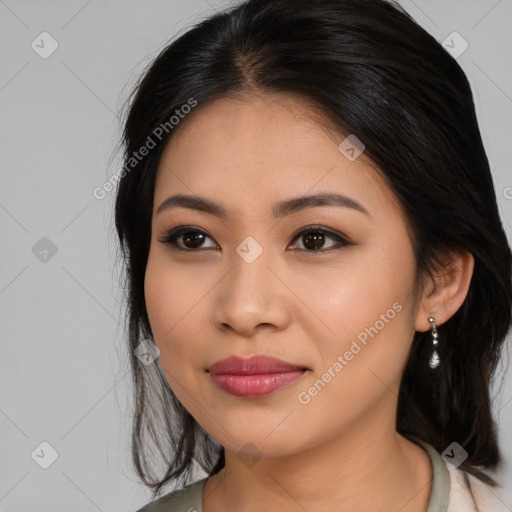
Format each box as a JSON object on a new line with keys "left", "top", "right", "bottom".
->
{"left": 212, "top": 248, "right": 292, "bottom": 337}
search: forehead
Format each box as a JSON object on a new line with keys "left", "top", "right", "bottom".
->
{"left": 153, "top": 92, "right": 400, "bottom": 218}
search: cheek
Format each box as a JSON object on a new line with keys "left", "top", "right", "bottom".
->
{"left": 305, "top": 247, "right": 413, "bottom": 328}
{"left": 302, "top": 238, "right": 416, "bottom": 376}
{"left": 291, "top": 258, "right": 415, "bottom": 433}
{"left": 144, "top": 251, "right": 207, "bottom": 374}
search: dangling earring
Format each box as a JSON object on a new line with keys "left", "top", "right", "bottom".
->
{"left": 428, "top": 316, "right": 440, "bottom": 369}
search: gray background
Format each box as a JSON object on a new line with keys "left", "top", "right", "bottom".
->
{"left": 1, "top": 0, "right": 511, "bottom": 510}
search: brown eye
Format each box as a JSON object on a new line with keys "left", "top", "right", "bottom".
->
{"left": 158, "top": 227, "right": 218, "bottom": 250}
{"left": 301, "top": 232, "right": 326, "bottom": 250}
{"left": 158, "top": 225, "right": 351, "bottom": 253}
{"left": 181, "top": 231, "right": 207, "bottom": 249}
{"left": 289, "top": 227, "right": 351, "bottom": 252}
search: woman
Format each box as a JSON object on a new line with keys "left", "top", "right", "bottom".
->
{"left": 114, "top": 0, "right": 512, "bottom": 510}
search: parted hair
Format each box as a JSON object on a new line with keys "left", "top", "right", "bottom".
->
{"left": 114, "top": 0, "right": 512, "bottom": 498}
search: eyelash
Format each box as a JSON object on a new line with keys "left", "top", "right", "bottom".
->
{"left": 157, "top": 225, "right": 352, "bottom": 253}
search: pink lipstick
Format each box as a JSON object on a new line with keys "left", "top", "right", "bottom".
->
{"left": 208, "top": 355, "right": 308, "bottom": 397}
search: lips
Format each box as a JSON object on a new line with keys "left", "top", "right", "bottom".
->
{"left": 208, "top": 355, "right": 307, "bottom": 375}
{"left": 207, "top": 355, "right": 308, "bottom": 397}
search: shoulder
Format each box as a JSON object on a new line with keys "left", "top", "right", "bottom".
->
{"left": 446, "top": 464, "right": 512, "bottom": 512}
{"left": 134, "top": 477, "right": 208, "bottom": 512}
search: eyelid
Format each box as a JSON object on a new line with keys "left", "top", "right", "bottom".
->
{"left": 157, "top": 225, "right": 219, "bottom": 249}
{"left": 288, "top": 224, "right": 352, "bottom": 249}
{"left": 157, "top": 224, "right": 352, "bottom": 251}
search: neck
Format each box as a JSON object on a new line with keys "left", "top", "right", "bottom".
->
{"left": 203, "top": 411, "right": 433, "bottom": 512}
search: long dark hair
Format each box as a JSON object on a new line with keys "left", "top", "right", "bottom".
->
{"left": 114, "top": 0, "right": 512, "bottom": 498}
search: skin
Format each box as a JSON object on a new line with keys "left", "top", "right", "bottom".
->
{"left": 144, "top": 91, "right": 474, "bottom": 512}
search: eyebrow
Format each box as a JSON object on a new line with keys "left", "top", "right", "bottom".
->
{"left": 156, "top": 192, "right": 370, "bottom": 218}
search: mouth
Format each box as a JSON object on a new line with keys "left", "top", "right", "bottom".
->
{"left": 207, "top": 355, "right": 309, "bottom": 398}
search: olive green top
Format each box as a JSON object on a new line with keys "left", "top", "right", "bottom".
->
{"left": 135, "top": 440, "right": 450, "bottom": 512}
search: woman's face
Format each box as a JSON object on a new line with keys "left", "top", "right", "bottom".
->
{"left": 145, "top": 92, "right": 424, "bottom": 459}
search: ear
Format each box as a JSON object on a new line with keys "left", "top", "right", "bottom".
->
{"left": 414, "top": 249, "right": 474, "bottom": 332}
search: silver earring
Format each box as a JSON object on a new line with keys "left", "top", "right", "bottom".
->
{"left": 428, "top": 317, "right": 440, "bottom": 369}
